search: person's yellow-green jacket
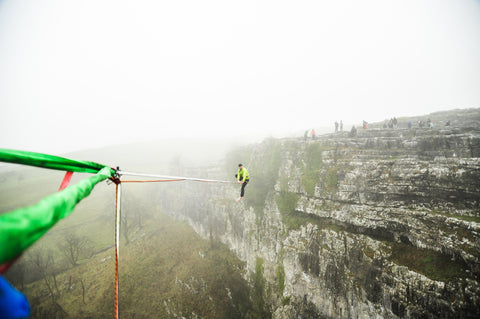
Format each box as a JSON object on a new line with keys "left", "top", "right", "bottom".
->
{"left": 237, "top": 166, "right": 249, "bottom": 182}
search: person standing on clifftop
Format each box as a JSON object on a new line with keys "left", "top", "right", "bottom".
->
{"left": 235, "top": 163, "right": 250, "bottom": 202}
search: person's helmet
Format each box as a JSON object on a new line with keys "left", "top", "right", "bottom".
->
{"left": 238, "top": 163, "right": 243, "bottom": 167}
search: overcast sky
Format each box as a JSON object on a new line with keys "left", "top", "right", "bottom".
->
{"left": 1, "top": 0, "right": 479, "bottom": 154}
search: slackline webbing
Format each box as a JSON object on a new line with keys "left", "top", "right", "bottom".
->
{"left": 117, "top": 170, "right": 234, "bottom": 184}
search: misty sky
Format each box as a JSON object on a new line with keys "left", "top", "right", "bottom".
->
{"left": 1, "top": 0, "right": 480, "bottom": 154}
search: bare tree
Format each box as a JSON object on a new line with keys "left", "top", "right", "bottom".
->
{"left": 121, "top": 192, "right": 150, "bottom": 245}
{"left": 29, "top": 249, "right": 58, "bottom": 303}
{"left": 70, "top": 275, "right": 88, "bottom": 305}
{"left": 59, "top": 232, "right": 90, "bottom": 267}
{"left": 80, "top": 278, "right": 87, "bottom": 304}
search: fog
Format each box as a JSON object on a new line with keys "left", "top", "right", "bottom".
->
{"left": 1, "top": 0, "right": 480, "bottom": 155}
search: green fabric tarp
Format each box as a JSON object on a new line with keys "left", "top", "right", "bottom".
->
{"left": 0, "top": 149, "right": 115, "bottom": 175}
{"left": 0, "top": 166, "right": 113, "bottom": 264}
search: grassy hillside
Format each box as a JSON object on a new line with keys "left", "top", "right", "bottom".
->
{"left": 15, "top": 213, "right": 259, "bottom": 318}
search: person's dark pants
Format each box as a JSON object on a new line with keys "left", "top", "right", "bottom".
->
{"left": 240, "top": 179, "right": 249, "bottom": 197}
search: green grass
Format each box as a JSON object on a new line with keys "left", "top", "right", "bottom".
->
{"left": 429, "top": 210, "right": 480, "bottom": 224}
{"left": 301, "top": 144, "right": 324, "bottom": 196}
{"left": 275, "top": 175, "right": 340, "bottom": 232}
{"left": 275, "top": 192, "right": 300, "bottom": 217}
{"left": 275, "top": 192, "right": 342, "bottom": 232}
{"left": 276, "top": 264, "right": 285, "bottom": 295}
{"left": 389, "top": 242, "right": 468, "bottom": 282}
{"left": 253, "top": 257, "right": 270, "bottom": 318}
{"left": 323, "top": 167, "right": 339, "bottom": 194}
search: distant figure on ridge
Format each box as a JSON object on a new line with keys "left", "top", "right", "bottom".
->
{"left": 311, "top": 129, "right": 316, "bottom": 140}
{"left": 235, "top": 164, "right": 250, "bottom": 202}
{"left": 335, "top": 121, "right": 339, "bottom": 133}
{"left": 350, "top": 125, "right": 357, "bottom": 137}
{"left": 340, "top": 120, "right": 343, "bottom": 132}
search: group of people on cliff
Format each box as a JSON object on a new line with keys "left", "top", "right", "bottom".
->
{"left": 380, "top": 117, "right": 448, "bottom": 130}
{"left": 417, "top": 118, "right": 435, "bottom": 128}
{"left": 303, "top": 115, "right": 449, "bottom": 143}
{"left": 304, "top": 120, "right": 346, "bottom": 141}
{"left": 383, "top": 117, "right": 398, "bottom": 129}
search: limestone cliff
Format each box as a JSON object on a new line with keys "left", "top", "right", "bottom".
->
{"left": 164, "top": 108, "right": 480, "bottom": 318}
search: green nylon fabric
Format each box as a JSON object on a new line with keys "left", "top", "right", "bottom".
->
{"left": 0, "top": 166, "right": 113, "bottom": 264}
{"left": 0, "top": 149, "right": 115, "bottom": 175}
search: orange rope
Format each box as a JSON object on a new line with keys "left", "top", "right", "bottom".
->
{"left": 120, "top": 179, "right": 185, "bottom": 183}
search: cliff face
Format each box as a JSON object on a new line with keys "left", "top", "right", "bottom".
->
{"left": 165, "top": 109, "right": 480, "bottom": 318}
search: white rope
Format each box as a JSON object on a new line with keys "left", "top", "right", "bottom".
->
{"left": 117, "top": 170, "right": 234, "bottom": 184}
{"left": 114, "top": 182, "right": 121, "bottom": 319}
